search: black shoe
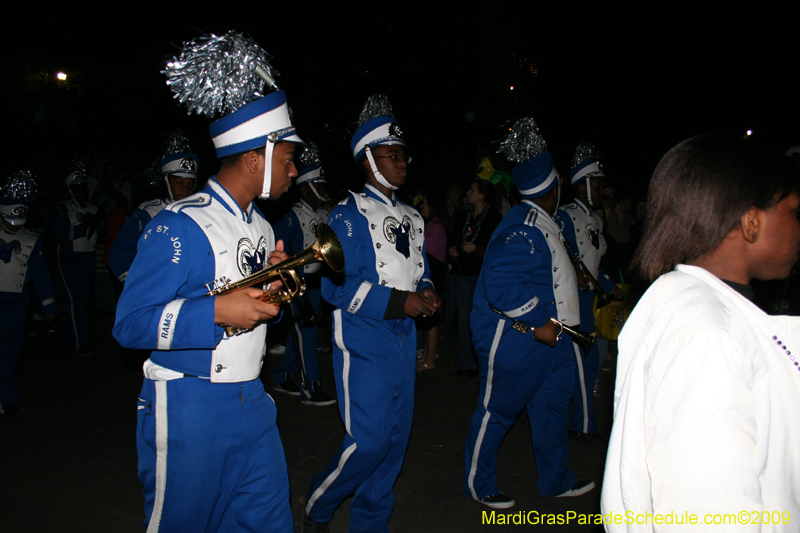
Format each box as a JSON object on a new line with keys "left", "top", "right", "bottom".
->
{"left": 466, "top": 369, "right": 478, "bottom": 378}
{"left": 454, "top": 369, "right": 467, "bottom": 377}
{"left": 570, "top": 430, "right": 604, "bottom": 446}
{"left": 300, "top": 389, "right": 337, "bottom": 407}
{"left": 555, "top": 480, "right": 596, "bottom": 497}
{"left": 478, "top": 492, "right": 516, "bottom": 509}
{"left": 302, "top": 512, "right": 330, "bottom": 533}
{"left": 273, "top": 381, "right": 301, "bottom": 396}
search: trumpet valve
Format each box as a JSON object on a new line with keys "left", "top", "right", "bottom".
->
{"left": 206, "top": 276, "right": 232, "bottom": 295}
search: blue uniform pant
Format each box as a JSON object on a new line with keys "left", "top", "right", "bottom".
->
{"left": 570, "top": 289, "right": 599, "bottom": 434}
{"left": 273, "top": 287, "right": 321, "bottom": 398}
{"left": 57, "top": 248, "right": 94, "bottom": 350}
{"left": 570, "top": 341, "right": 600, "bottom": 434}
{"left": 305, "top": 311, "right": 415, "bottom": 533}
{"left": 137, "top": 377, "right": 292, "bottom": 533}
{"left": 0, "top": 292, "right": 29, "bottom": 411}
{"left": 464, "top": 312, "right": 577, "bottom": 499}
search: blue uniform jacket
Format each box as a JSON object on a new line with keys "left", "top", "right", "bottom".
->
{"left": 473, "top": 201, "right": 579, "bottom": 330}
{"left": 113, "top": 179, "right": 276, "bottom": 379}
{"left": 108, "top": 199, "right": 168, "bottom": 283}
{"left": 322, "top": 184, "right": 433, "bottom": 327}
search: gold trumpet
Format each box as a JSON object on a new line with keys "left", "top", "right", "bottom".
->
{"left": 207, "top": 223, "right": 344, "bottom": 336}
{"left": 489, "top": 303, "right": 596, "bottom": 353}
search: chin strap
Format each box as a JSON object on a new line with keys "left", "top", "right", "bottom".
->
{"left": 554, "top": 178, "right": 562, "bottom": 215}
{"left": 164, "top": 175, "right": 175, "bottom": 203}
{"left": 585, "top": 177, "right": 593, "bottom": 207}
{"left": 307, "top": 182, "right": 330, "bottom": 202}
{"left": 259, "top": 137, "right": 277, "bottom": 200}
{"left": 364, "top": 146, "right": 398, "bottom": 191}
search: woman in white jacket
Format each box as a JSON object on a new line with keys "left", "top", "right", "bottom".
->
{"left": 601, "top": 134, "right": 800, "bottom": 532}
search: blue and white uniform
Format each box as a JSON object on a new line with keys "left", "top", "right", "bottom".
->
{"left": 272, "top": 199, "right": 327, "bottom": 398}
{"left": 465, "top": 200, "right": 581, "bottom": 498}
{"left": 113, "top": 178, "right": 292, "bottom": 533}
{"left": 0, "top": 226, "right": 56, "bottom": 412}
{"left": 305, "top": 183, "right": 433, "bottom": 532}
{"left": 53, "top": 198, "right": 97, "bottom": 351}
{"left": 556, "top": 199, "right": 617, "bottom": 435}
{"left": 108, "top": 198, "right": 168, "bottom": 284}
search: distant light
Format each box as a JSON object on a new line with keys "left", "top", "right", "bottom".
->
{"left": 510, "top": 86, "right": 514, "bottom": 91}
{"left": 746, "top": 129, "right": 753, "bottom": 136}
{"left": 57, "top": 72, "right": 67, "bottom": 81}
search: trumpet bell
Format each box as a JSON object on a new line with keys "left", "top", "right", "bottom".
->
{"left": 315, "top": 223, "right": 344, "bottom": 273}
{"left": 209, "top": 223, "right": 344, "bottom": 336}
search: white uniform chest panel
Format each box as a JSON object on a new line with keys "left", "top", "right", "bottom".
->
{"left": 63, "top": 201, "right": 98, "bottom": 252}
{"left": 0, "top": 229, "right": 37, "bottom": 293}
{"left": 526, "top": 203, "right": 580, "bottom": 325}
{"left": 179, "top": 195, "right": 274, "bottom": 382}
{"left": 183, "top": 196, "right": 275, "bottom": 285}
{"left": 292, "top": 202, "right": 327, "bottom": 274}
{"left": 565, "top": 204, "right": 606, "bottom": 278}
{"left": 352, "top": 193, "right": 425, "bottom": 292}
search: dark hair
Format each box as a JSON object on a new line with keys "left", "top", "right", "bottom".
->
{"left": 633, "top": 133, "right": 800, "bottom": 281}
{"left": 218, "top": 146, "right": 266, "bottom": 170}
{"left": 472, "top": 178, "right": 496, "bottom": 207}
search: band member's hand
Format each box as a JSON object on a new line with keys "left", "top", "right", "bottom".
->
{"left": 448, "top": 245, "right": 460, "bottom": 258}
{"left": 532, "top": 320, "right": 560, "bottom": 347}
{"left": 214, "top": 287, "right": 281, "bottom": 329}
{"left": 575, "top": 269, "right": 592, "bottom": 291}
{"left": 404, "top": 291, "right": 439, "bottom": 318}
{"left": 610, "top": 286, "right": 625, "bottom": 301}
{"left": 418, "top": 288, "right": 441, "bottom": 312}
{"left": 264, "top": 240, "right": 289, "bottom": 293}
{"left": 461, "top": 242, "right": 476, "bottom": 254}
{"left": 268, "top": 240, "right": 289, "bottom": 266}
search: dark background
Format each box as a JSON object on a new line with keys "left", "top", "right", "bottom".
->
{"left": 4, "top": 5, "right": 798, "bottom": 202}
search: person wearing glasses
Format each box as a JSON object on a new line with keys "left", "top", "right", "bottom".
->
{"left": 302, "top": 95, "right": 440, "bottom": 533}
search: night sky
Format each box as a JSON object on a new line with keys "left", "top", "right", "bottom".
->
{"left": 5, "top": 6, "right": 798, "bottom": 201}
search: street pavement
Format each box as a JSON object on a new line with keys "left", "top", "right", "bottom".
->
{"left": 2, "top": 313, "right": 613, "bottom": 532}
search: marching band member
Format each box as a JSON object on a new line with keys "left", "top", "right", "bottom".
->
{"left": 0, "top": 171, "right": 56, "bottom": 417}
{"left": 464, "top": 118, "right": 595, "bottom": 509}
{"left": 108, "top": 131, "right": 199, "bottom": 284}
{"left": 556, "top": 142, "right": 623, "bottom": 442}
{"left": 53, "top": 160, "right": 98, "bottom": 355}
{"left": 272, "top": 141, "right": 336, "bottom": 406}
{"left": 303, "top": 94, "right": 439, "bottom": 533}
{"left": 114, "top": 32, "right": 299, "bottom": 532}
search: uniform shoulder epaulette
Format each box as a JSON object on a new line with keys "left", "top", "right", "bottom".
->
{"left": 524, "top": 207, "right": 539, "bottom": 227}
{"left": 139, "top": 198, "right": 166, "bottom": 210}
{"left": 167, "top": 193, "right": 211, "bottom": 213}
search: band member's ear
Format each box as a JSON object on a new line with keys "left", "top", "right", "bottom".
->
{"left": 740, "top": 206, "right": 760, "bottom": 244}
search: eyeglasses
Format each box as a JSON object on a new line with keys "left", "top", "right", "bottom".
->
{"left": 373, "top": 154, "right": 412, "bottom": 164}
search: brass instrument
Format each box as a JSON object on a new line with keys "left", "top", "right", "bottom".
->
{"left": 207, "top": 223, "right": 344, "bottom": 336}
{"left": 561, "top": 238, "right": 617, "bottom": 309}
{"left": 489, "top": 303, "right": 596, "bottom": 353}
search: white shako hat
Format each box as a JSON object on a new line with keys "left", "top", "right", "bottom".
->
{"left": 498, "top": 118, "right": 557, "bottom": 199}
{"left": 160, "top": 130, "right": 199, "bottom": 180}
{"left": 295, "top": 141, "right": 327, "bottom": 187}
{"left": 569, "top": 141, "right": 605, "bottom": 187}
{"left": 350, "top": 94, "right": 407, "bottom": 191}
{"left": 0, "top": 171, "right": 39, "bottom": 226}
{"left": 163, "top": 30, "right": 302, "bottom": 199}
